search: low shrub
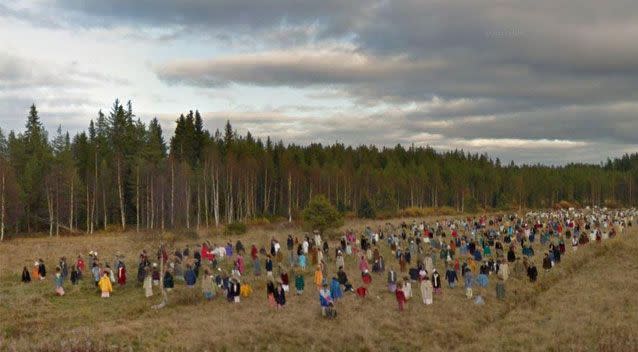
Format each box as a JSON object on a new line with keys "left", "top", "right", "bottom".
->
{"left": 224, "top": 222, "right": 247, "bottom": 236}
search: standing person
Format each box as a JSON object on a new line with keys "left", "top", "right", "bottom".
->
{"left": 143, "top": 267, "right": 153, "bottom": 298}
{"left": 117, "top": 260, "right": 127, "bottom": 286}
{"left": 387, "top": 268, "right": 398, "bottom": 293}
{"left": 32, "top": 261, "right": 40, "bottom": 281}
{"left": 70, "top": 265, "right": 80, "bottom": 286}
{"left": 395, "top": 281, "right": 407, "bottom": 311}
{"left": 202, "top": 268, "right": 215, "bottom": 301}
{"left": 298, "top": 252, "right": 307, "bottom": 271}
{"left": 54, "top": 267, "right": 65, "bottom": 296}
{"left": 38, "top": 259, "right": 47, "bottom": 280}
{"left": 402, "top": 277, "right": 413, "bottom": 300}
{"left": 76, "top": 255, "right": 85, "bottom": 274}
{"left": 295, "top": 270, "right": 305, "bottom": 295}
{"left": 98, "top": 272, "right": 113, "bottom": 298}
{"left": 496, "top": 276, "right": 506, "bottom": 300}
{"left": 21, "top": 266, "right": 31, "bottom": 283}
{"left": 314, "top": 266, "right": 323, "bottom": 290}
{"left": 266, "top": 280, "right": 276, "bottom": 308}
{"left": 527, "top": 261, "right": 538, "bottom": 282}
{"left": 184, "top": 264, "right": 197, "bottom": 288}
{"left": 235, "top": 254, "right": 245, "bottom": 276}
{"left": 163, "top": 270, "right": 174, "bottom": 292}
{"left": 280, "top": 268, "right": 290, "bottom": 293}
{"left": 91, "top": 263, "right": 100, "bottom": 286}
{"left": 274, "top": 281, "right": 286, "bottom": 308}
{"left": 420, "top": 276, "right": 433, "bottom": 305}
{"left": 265, "top": 255, "right": 274, "bottom": 280}
{"left": 464, "top": 269, "right": 474, "bottom": 299}
{"left": 431, "top": 269, "right": 442, "bottom": 294}
{"left": 228, "top": 278, "right": 240, "bottom": 303}
{"left": 59, "top": 257, "right": 68, "bottom": 281}
{"left": 445, "top": 265, "right": 457, "bottom": 288}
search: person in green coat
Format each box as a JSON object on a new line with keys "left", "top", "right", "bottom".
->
{"left": 294, "top": 270, "right": 305, "bottom": 295}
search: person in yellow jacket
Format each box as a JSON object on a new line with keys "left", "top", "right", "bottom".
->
{"left": 314, "top": 265, "right": 323, "bottom": 290}
{"left": 98, "top": 272, "right": 113, "bottom": 298}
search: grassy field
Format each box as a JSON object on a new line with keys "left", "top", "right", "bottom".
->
{"left": 0, "top": 217, "right": 637, "bottom": 352}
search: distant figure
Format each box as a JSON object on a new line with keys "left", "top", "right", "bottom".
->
{"left": 420, "top": 276, "right": 433, "bottom": 305}
{"left": 527, "top": 262, "right": 538, "bottom": 282}
{"left": 21, "top": 266, "right": 31, "bottom": 283}
{"left": 70, "top": 265, "right": 80, "bottom": 285}
{"left": 98, "top": 272, "right": 113, "bottom": 298}
{"left": 395, "top": 282, "right": 407, "bottom": 311}
{"left": 295, "top": 271, "right": 305, "bottom": 295}
{"left": 143, "top": 267, "right": 153, "bottom": 298}
{"left": 38, "top": 259, "right": 46, "bottom": 280}
{"left": 274, "top": 281, "right": 286, "bottom": 308}
{"left": 202, "top": 268, "right": 215, "bottom": 301}
{"left": 54, "top": 267, "right": 65, "bottom": 296}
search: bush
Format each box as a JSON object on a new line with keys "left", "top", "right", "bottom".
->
{"left": 302, "top": 194, "right": 343, "bottom": 234}
{"left": 224, "top": 222, "right": 247, "bottom": 236}
{"left": 357, "top": 198, "right": 376, "bottom": 219}
{"left": 246, "top": 217, "right": 271, "bottom": 226}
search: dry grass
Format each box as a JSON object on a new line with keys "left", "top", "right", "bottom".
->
{"left": 1, "top": 218, "right": 637, "bottom": 352}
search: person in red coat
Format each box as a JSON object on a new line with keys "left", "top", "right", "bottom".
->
{"left": 395, "top": 283, "right": 406, "bottom": 311}
{"left": 117, "top": 262, "right": 127, "bottom": 286}
{"left": 76, "top": 255, "right": 85, "bottom": 273}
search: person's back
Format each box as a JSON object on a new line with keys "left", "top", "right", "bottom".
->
{"left": 185, "top": 268, "right": 197, "bottom": 287}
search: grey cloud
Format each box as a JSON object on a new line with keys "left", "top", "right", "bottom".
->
{"left": 406, "top": 103, "right": 638, "bottom": 145}
{"left": 155, "top": 50, "right": 445, "bottom": 89}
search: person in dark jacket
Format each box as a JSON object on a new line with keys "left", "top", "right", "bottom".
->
{"left": 70, "top": 265, "right": 80, "bottom": 285}
{"left": 227, "top": 278, "right": 240, "bottom": 303}
{"left": 274, "top": 282, "right": 286, "bottom": 308}
{"left": 38, "top": 259, "right": 47, "bottom": 280}
{"left": 527, "top": 262, "right": 538, "bottom": 282}
{"left": 267, "top": 280, "right": 276, "bottom": 307}
{"left": 542, "top": 253, "right": 552, "bottom": 271}
{"left": 164, "top": 270, "right": 174, "bottom": 291}
{"left": 21, "top": 266, "right": 31, "bottom": 283}
{"left": 445, "top": 266, "right": 457, "bottom": 288}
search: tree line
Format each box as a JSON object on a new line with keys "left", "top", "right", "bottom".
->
{"left": 0, "top": 100, "right": 636, "bottom": 239}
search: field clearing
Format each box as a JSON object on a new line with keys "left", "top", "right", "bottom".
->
{"left": 1, "top": 217, "right": 637, "bottom": 352}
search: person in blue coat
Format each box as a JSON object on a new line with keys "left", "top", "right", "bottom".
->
{"left": 464, "top": 270, "right": 474, "bottom": 299}
{"left": 184, "top": 265, "right": 197, "bottom": 287}
{"left": 445, "top": 266, "right": 458, "bottom": 288}
{"left": 476, "top": 272, "right": 489, "bottom": 288}
{"left": 330, "top": 277, "right": 343, "bottom": 301}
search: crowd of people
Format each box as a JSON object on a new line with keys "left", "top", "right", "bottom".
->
{"left": 19, "top": 207, "right": 635, "bottom": 318}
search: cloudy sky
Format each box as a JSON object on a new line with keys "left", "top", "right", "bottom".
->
{"left": 1, "top": 0, "right": 636, "bottom": 165}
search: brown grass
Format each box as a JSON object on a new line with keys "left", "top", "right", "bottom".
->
{"left": 1, "top": 218, "right": 637, "bottom": 352}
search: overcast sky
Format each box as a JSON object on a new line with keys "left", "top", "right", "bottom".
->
{"left": 1, "top": 0, "right": 636, "bottom": 165}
